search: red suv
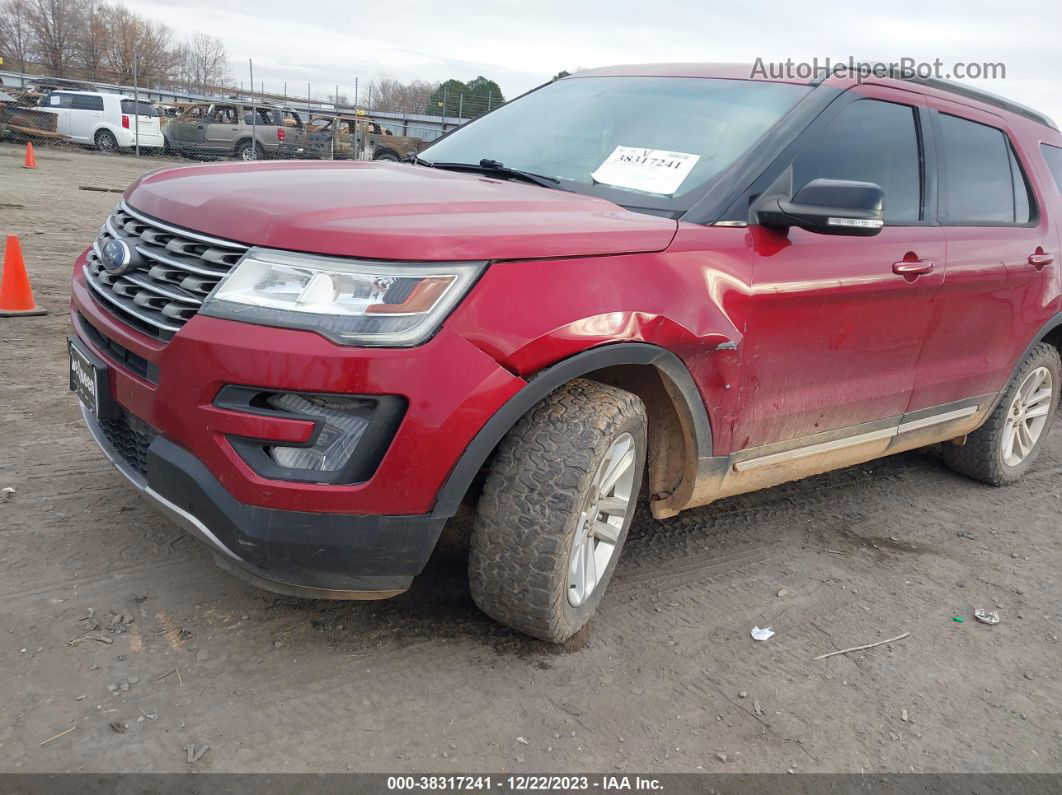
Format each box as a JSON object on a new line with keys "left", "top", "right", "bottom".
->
{"left": 69, "top": 64, "right": 1062, "bottom": 642}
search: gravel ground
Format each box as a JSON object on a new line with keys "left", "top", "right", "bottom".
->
{"left": 1, "top": 143, "right": 1060, "bottom": 774}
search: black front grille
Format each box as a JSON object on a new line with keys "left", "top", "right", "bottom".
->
{"left": 78, "top": 313, "right": 156, "bottom": 382}
{"left": 84, "top": 204, "right": 248, "bottom": 342}
{"left": 99, "top": 409, "right": 157, "bottom": 478}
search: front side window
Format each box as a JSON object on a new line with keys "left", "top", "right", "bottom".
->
{"left": 791, "top": 99, "right": 922, "bottom": 223}
{"left": 421, "top": 76, "right": 811, "bottom": 213}
{"left": 939, "top": 113, "right": 1032, "bottom": 224}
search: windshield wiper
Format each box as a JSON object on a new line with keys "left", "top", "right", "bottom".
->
{"left": 420, "top": 158, "right": 567, "bottom": 191}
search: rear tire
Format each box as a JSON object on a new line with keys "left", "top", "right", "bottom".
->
{"left": 235, "top": 140, "right": 264, "bottom": 161}
{"left": 942, "top": 343, "right": 1060, "bottom": 485}
{"left": 468, "top": 379, "right": 647, "bottom": 642}
{"left": 94, "top": 129, "right": 119, "bottom": 152}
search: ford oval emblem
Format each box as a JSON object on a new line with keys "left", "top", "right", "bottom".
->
{"left": 102, "top": 239, "right": 132, "bottom": 273}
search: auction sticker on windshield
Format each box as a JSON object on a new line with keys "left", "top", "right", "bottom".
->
{"left": 591, "top": 146, "right": 700, "bottom": 195}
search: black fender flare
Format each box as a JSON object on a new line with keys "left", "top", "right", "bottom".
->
{"left": 430, "top": 342, "right": 713, "bottom": 518}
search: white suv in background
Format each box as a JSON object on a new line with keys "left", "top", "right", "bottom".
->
{"left": 37, "top": 91, "right": 164, "bottom": 152}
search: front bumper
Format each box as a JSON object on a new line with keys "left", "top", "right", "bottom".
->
{"left": 71, "top": 245, "right": 525, "bottom": 596}
{"left": 80, "top": 403, "right": 446, "bottom": 598}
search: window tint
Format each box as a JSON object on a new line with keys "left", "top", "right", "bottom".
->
{"left": 1040, "top": 144, "right": 1062, "bottom": 196}
{"left": 938, "top": 113, "right": 1031, "bottom": 224}
{"left": 47, "top": 92, "right": 72, "bottom": 108}
{"left": 121, "top": 99, "right": 157, "bottom": 117}
{"left": 792, "top": 99, "right": 921, "bottom": 223}
{"left": 70, "top": 94, "right": 104, "bottom": 111}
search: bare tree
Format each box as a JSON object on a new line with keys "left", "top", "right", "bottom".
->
{"left": 0, "top": 0, "right": 34, "bottom": 75}
{"left": 77, "top": 0, "right": 108, "bottom": 80}
{"left": 367, "top": 76, "right": 437, "bottom": 114}
{"left": 176, "top": 32, "right": 229, "bottom": 94}
{"left": 25, "top": 0, "right": 80, "bottom": 75}
{"left": 99, "top": 4, "right": 174, "bottom": 87}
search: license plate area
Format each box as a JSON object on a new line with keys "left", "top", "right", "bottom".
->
{"left": 69, "top": 337, "right": 116, "bottom": 419}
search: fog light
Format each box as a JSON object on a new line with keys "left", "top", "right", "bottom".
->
{"left": 265, "top": 393, "right": 373, "bottom": 472}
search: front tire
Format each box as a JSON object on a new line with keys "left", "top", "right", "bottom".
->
{"left": 94, "top": 129, "right": 119, "bottom": 152}
{"left": 943, "top": 343, "right": 1060, "bottom": 485}
{"left": 468, "top": 379, "right": 647, "bottom": 642}
{"left": 372, "top": 149, "right": 401, "bottom": 162}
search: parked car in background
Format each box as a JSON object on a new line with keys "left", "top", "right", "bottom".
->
{"left": 35, "top": 91, "right": 163, "bottom": 152}
{"left": 163, "top": 102, "right": 307, "bottom": 160}
{"left": 69, "top": 64, "right": 1062, "bottom": 642}
{"left": 306, "top": 113, "right": 429, "bottom": 161}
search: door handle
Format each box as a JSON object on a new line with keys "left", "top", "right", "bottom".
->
{"left": 892, "top": 260, "right": 935, "bottom": 277}
{"left": 1029, "top": 252, "right": 1054, "bottom": 270}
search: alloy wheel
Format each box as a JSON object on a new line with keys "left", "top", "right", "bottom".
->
{"left": 1002, "top": 366, "right": 1053, "bottom": 466}
{"left": 567, "top": 432, "right": 636, "bottom": 607}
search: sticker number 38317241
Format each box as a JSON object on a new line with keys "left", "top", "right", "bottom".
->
{"left": 591, "top": 146, "right": 701, "bottom": 196}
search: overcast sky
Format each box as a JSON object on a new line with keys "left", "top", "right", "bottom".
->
{"left": 126, "top": 0, "right": 1062, "bottom": 123}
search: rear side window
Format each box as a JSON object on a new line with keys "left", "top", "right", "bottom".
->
{"left": 121, "top": 99, "right": 157, "bottom": 117}
{"left": 1040, "top": 144, "right": 1062, "bottom": 196}
{"left": 792, "top": 99, "right": 922, "bottom": 223}
{"left": 70, "top": 94, "right": 104, "bottom": 111}
{"left": 938, "top": 113, "right": 1032, "bottom": 224}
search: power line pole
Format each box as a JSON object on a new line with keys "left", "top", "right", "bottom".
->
{"left": 132, "top": 41, "right": 139, "bottom": 157}
{"left": 249, "top": 59, "right": 256, "bottom": 160}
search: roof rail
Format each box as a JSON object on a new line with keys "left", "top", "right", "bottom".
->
{"left": 907, "top": 76, "right": 1058, "bottom": 131}
{"left": 828, "top": 62, "right": 1057, "bottom": 131}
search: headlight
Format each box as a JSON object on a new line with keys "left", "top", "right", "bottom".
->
{"left": 201, "top": 248, "right": 484, "bottom": 346}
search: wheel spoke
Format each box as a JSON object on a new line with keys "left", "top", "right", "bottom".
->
{"left": 569, "top": 537, "right": 584, "bottom": 594}
{"left": 1025, "top": 403, "right": 1050, "bottom": 419}
{"left": 592, "top": 520, "right": 621, "bottom": 544}
{"left": 599, "top": 448, "right": 634, "bottom": 495}
{"left": 1027, "top": 387, "right": 1052, "bottom": 408}
{"left": 1003, "top": 422, "right": 1018, "bottom": 463}
{"left": 583, "top": 536, "right": 598, "bottom": 595}
{"left": 1016, "top": 423, "right": 1032, "bottom": 457}
{"left": 597, "top": 495, "right": 628, "bottom": 517}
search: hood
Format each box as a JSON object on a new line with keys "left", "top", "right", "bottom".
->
{"left": 124, "top": 161, "right": 677, "bottom": 262}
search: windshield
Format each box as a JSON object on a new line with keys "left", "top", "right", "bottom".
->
{"left": 420, "top": 76, "right": 810, "bottom": 214}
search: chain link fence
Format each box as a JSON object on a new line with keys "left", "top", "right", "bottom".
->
{"left": 1, "top": 66, "right": 507, "bottom": 163}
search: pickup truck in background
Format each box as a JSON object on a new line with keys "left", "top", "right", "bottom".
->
{"left": 163, "top": 102, "right": 307, "bottom": 160}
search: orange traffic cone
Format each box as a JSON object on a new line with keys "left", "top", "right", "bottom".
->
{"left": 0, "top": 236, "right": 47, "bottom": 317}
{"left": 23, "top": 142, "right": 36, "bottom": 169}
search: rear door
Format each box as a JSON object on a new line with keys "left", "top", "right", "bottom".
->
{"left": 731, "top": 86, "right": 946, "bottom": 450}
{"left": 67, "top": 94, "right": 104, "bottom": 141}
{"left": 906, "top": 101, "right": 1061, "bottom": 411}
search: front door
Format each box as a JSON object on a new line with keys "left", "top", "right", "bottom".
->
{"left": 731, "top": 88, "right": 945, "bottom": 451}
{"left": 204, "top": 104, "right": 241, "bottom": 151}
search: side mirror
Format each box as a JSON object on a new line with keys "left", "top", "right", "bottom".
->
{"left": 752, "top": 178, "right": 885, "bottom": 237}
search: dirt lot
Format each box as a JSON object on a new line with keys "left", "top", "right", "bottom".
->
{"left": 1, "top": 142, "right": 1060, "bottom": 774}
